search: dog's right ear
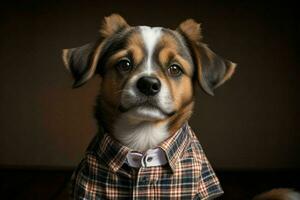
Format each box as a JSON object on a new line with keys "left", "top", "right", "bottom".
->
{"left": 62, "top": 14, "right": 129, "bottom": 88}
{"left": 62, "top": 42, "right": 100, "bottom": 88}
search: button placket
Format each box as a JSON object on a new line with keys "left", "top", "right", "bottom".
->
{"left": 133, "top": 167, "right": 142, "bottom": 198}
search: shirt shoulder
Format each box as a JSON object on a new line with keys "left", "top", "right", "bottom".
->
{"left": 184, "top": 126, "right": 224, "bottom": 199}
{"left": 70, "top": 135, "right": 109, "bottom": 199}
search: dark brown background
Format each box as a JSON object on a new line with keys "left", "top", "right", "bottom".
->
{"left": 0, "top": 0, "right": 299, "bottom": 170}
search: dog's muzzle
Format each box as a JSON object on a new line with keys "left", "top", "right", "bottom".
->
{"left": 118, "top": 75, "right": 176, "bottom": 118}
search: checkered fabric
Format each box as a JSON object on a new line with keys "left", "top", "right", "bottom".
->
{"left": 71, "top": 123, "right": 223, "bottom": 199}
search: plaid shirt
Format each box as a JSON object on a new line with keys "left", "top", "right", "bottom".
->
{"left": 71, "top": 124, "right": 223, "bottom": 199}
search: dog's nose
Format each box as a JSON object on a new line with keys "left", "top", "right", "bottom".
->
{"left": 136, "top": 76, "right": 161, "bottom": 96}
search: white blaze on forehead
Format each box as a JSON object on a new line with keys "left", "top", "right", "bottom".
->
{"left": 139, "top": 26, "right": 162, "bottom": 74}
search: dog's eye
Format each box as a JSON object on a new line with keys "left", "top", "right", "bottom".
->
{"left": 116, "top": 58, "right": 132, "bottom": 72}
{"left": 168, "top": 64, "right": 183, "bottom": 77}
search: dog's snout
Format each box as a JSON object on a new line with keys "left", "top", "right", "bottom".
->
{"left": 136, "top": 76, "right": 161, "bottom": 96}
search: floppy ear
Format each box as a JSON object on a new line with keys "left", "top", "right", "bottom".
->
{"left": 177, "top": 19, "right": 236, "bottom": 96}
{"left": 62, "top": 42, "right": 100, "bottom": 88}
{"left": 62, "top": 14, "right": 129, "bottom": 88}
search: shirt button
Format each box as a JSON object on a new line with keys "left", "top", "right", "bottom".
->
{"left": 146, "top": 156, "right": 153, "bottom": 162}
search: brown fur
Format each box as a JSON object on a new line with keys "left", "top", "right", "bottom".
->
{"left": 100, "top": 14, "right": 129, "bottom": 38}
{"left": 178, "top": 19, "right": 202, "bottom": 43}
{"left": 153, "top": 34, "right": 195, "bottom": 134}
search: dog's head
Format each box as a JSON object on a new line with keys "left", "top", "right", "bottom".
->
{"left": 62, "top": 14, "right": 236, "bottom": 142}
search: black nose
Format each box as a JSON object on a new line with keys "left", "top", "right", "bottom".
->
{"left": 136, "top": 76, "right": 161, "bottom": 96}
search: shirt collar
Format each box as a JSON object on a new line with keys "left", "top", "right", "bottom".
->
{"left": 92, "top": 123, "right": 190, "bottom": 173}
{"left": 159, "top": 123, "right": 190, "bottom": 172}
{"left": 126, "top": 148, "right": 168, "bottom": 168}
{"left": 91, "top": 133, "right": 131, "bottom": 173}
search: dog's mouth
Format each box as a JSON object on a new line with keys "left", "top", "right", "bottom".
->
{"left": 119, "top": 102, "right": 175, "bottom": 118}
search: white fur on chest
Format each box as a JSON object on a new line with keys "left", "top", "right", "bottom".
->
{"left": 113, "top": 116, "right": 169, "bottom": 152}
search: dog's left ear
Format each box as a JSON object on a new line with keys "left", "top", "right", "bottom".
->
{"left": 177, "top": 19, "right": 236, "bottom": 96}
{"left": 62, "top": 14, "right": 129, "bottom": 88}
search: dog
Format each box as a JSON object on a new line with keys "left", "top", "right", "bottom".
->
{"left": 62, "top": 13, "right": 235, "bottom": 200}
{"left": 62, "top": 14, "right": 300, "bottom": 200}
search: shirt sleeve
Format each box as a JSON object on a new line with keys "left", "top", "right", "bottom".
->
{"left": 197, "top": 150, "right": 224, "bottom": 200}
{"left": 70, "top": 157, "right": 88, "bottom": 200}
